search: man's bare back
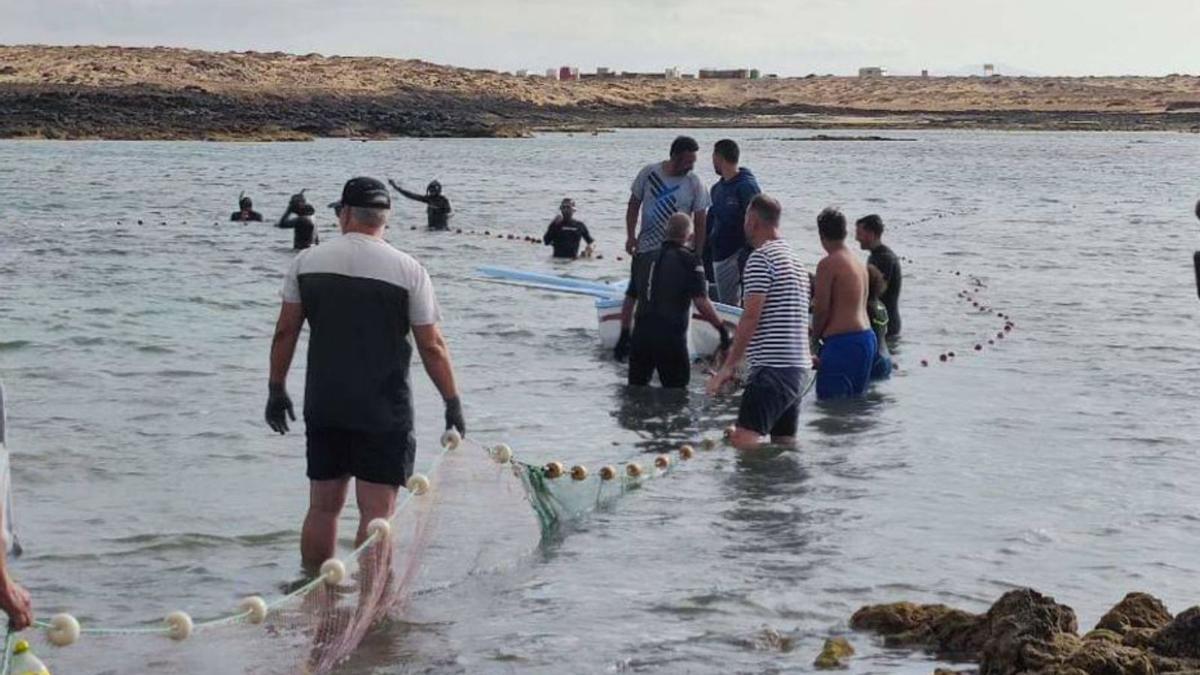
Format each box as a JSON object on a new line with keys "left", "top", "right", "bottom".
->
{"left": 813, "top": 247, "right": 870, "bottom": 339}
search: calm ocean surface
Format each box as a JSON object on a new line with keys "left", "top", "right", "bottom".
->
{"left": 1, "top": 129, "right": 1198, "bottom": 673}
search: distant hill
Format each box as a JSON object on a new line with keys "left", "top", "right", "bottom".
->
{"left": 1, "top": 45, "right": 1198, "bottom": 139}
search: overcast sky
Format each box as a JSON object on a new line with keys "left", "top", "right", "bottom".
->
{"left": 3, "top": 0, "right": 1198, "bottom": 76}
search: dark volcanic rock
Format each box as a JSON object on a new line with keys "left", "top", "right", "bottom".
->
{"left": 1152, "top": 607, "right": 1200, "bottom": 659}
{"left": 1096, "top": 594, "right": 1173, "bottom": 635}
{"left": 978, "top": 589, "right": 1079, "bottom": 675}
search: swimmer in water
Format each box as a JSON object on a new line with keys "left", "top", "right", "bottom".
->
{"left": 389, "top": 179, "right": 452, "bottom": 230}
{"left": 543, "top": 198, "right": 595, "bottom": 259}
{"left": 231, "top": 194, "right": 264, "bottom": 222}
{"left": 277, "top": 191, "right": 319, "bottom": 250}
{"left": 812, "top": 208, "right": 877, "bottom": 400}
{"left": 866, "top": 264, "right": 892, "bottom": 380}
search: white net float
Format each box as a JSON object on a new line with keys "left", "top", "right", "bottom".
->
{"left": 544, "top": 462, "right": 564, "bottom": 479}
{"left": 679, "top": 445, "right": 695, "bottom": 460}
{"left": 47, "top": 613, "right": 80, "bottom": 647}
{"left": 320, "top": 558, "right": 346, "bottom": 586}
{"left": 367, "top": 517, "right": 392, "bottom": 541}
{"left": 569, "top": 465, "right": 588, "bottom": 481}
{"left": 491, "top": 443, "right": 513, "bottom": 464}
{"left": 165, "top": 611, "right": 193, "bottom": 641}
{"left": 654, "top": 454, "right": 670, "bottom": 470}
{"left": 599, "top": 465, "right": 617, "bottom": 481}
{"left": 239, "top": 596, "right": 268, "bottom": 625}
{"left": 440, "top": 428, "right": 462, "bottom": 450}
{"left": 626, "top": 462, "right": 643, "bottom": 478}
{"left": 406, "top": 473, "right": 431, "bottom": 495}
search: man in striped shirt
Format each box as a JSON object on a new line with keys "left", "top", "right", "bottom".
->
{"left": 707, "top": 195, "right": 811, "bottom": 450}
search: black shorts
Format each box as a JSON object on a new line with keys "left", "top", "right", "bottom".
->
{"left": 628, "top": 324, "right": 690, "bottom": 388}
{"left": 306, "top": 426, "right": 415, "bottom": 487}
{"left": 737, "top": 367, "right": 808, "bottom": 438}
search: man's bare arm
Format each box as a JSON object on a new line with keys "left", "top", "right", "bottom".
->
{"left": 693, "top": 295, "right": 725, "bottom": 334}
{"left": 692, "top": 210, "right": 708, "bottom": 255}
{"left": 723, "top": 293, "right": 764, "bottom": 368}
{"left": 412, "top": 324, "right": 459, "bottom": 401}
{"left": 811, "top": 261, "right": 833, "bottom": 339}
{"left": 625, "top": 197, "right": 641, "bottom": 254}
{"left": 269, "top": 302, "right": 305, "bottom": 385}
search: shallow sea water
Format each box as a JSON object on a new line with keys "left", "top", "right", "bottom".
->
{"left": 1, "top": 129, "right": 1199, "bottom": 673}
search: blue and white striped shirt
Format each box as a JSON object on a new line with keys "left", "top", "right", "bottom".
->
{"left": 742, "top": 239, "right": 811, "bottom": 369}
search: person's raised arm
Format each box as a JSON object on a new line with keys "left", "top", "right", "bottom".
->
{"left": 265, "top": 302, "right": 304, "bottom": 434}
{"left": 412, "top": 324, "right": 465, "bottom": 435}
{"left": 389, "top": 179, "right": 431, "bottom": 204}
{"left": 810, "top": 260, "right": 833, "bottom": 339}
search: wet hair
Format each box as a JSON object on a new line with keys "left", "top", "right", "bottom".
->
{"left": 348, "top": 206, "right": 388, "bottom": 228}
{"left": 747, "top": 194, "right": 781, "bottom": 225}
{"left": 713, "top": 139, "right": 740, "bottom": 164}
{"left": 296, "top": 203, "right": 316, "bottom": 217}
{"left": 867, "top": 264, "right": 887, "bottom": 300}
{"left": 427, "top": 180, "right": 442, "bottom": 195}
{"left": 665, "top": 213, "right": 692, "bottom": 242}
{"left": 239, "top": 197, "right": 252, "bottom": 208}
{"left": 817, "top": 207, "right": 847, "bottom": 241}
{"left": 669, "top": 135, "right": 700, "bottom": 158}
{"left": 856, "top": 214, "right": 884, "bottom": 237}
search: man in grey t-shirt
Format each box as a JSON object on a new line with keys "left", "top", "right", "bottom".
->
{"left": 615, "top": 136, "right": 712, "bottom": 361}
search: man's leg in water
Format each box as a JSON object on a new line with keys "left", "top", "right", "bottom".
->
{"left": 354, "top": 479, "right": 399, "bottom": 547}
{"left": 301, "top": 478, "right": 350, "bottom": 570}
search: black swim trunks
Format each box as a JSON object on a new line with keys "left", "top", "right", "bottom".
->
{"left": 737, "top": 366, "right": 807, "bottom": 438}
{"left": 628, "top": 318, "right": 690, "bottom": 388}
{"left": 306, "top": 426, "right": 415, "bottom": 487}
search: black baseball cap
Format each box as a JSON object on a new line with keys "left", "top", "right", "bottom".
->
{"left": 328, "top": 176, "right": 391, "bottom": 210}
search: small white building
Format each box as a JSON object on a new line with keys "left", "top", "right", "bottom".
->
{"left": 515, "top": 69, "right": 528, "bottom": 77}
{"left": 858, "top": 66, "right": 885, "bottom": 78}
{"left": 984, "top": 63, "right": 996, "bottom": 77}
{"left": 665, "top": 67, "right": 681, "bottom": 80}
{"left": 545, "top": 68, "right": 559, "bottom": 80}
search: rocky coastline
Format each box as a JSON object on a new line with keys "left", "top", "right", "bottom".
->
{"left": 850, "top": 588, "right": 1200, "bottom": 674}
{"left": 1, "top": 46, "right": 1199, "bottom": 140}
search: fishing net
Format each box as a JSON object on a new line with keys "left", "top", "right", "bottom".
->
{"left": 2, "top": 433, "right": 546, "bottom": 675}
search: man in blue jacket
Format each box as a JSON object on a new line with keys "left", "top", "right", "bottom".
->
{"left": 707, "top": 139, "right": 761, "bottom": 306}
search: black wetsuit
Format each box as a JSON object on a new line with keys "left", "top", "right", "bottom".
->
{"left": 543, "top": 218, "right": 593, "bottom": 259}
{"left": 869, "top": 244, "right": 902, "bottom": 338}
{"left": 278, "top": 214, "right": 318, "bottom": 250}
{"left": 397, "top": 188, "right": 452, "bottom": 230}
{"left": 230, "top": 210, "right": 263, "bottom": 222}
{"left": 624, "top": 241, "right": 706, "bottom": 387}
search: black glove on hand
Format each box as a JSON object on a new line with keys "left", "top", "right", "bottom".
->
{"left": 444, "top": 396, "right": 466, "bottom": 436}
{"left": 718, "top": 326, "right": 732, "bottom": 353}
{"left": 613, "top": 328, "right": 632, "bottom": 362}
{"left": 265, "top": 383, "right": 295, "bottom": 434}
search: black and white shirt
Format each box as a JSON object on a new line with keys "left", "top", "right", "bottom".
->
{"left": 741, "top": 239, "right": 811, "bottom": 369}
{"left": 281, "top": 233, "right": 441, "bottom": 432}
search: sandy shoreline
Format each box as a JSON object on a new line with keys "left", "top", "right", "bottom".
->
{"left": 2, "top": 45, "right": 1198, "bottom": 140}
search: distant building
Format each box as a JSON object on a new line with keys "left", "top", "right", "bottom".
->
{"left": 750, "top": 69, "right": 761, "bottom": 79}
{"left": 699, "top": 68, "right": 751, "bottom": 79}
{"left": 858, "top": 67, "right": 885, "bottom": 78}
{"left": 597, "top": 67, "right": 612, "bottom": 77}
{"left": 665, "top": 67, "right": 681, "bottom": 80}
{"left": 545, "top": 68, "right": 559, "bottom": 80}
{"left": 559, "top": 66, "right": 579, "bottom": 81}
{"left": 515, "top": 69, "right": 528, "bottom": 77}
{"left": 921, "top": 69, "right": 929, "bottom": 78}
{"left": 984, "top": 63, "right": 996, "bottom": 77}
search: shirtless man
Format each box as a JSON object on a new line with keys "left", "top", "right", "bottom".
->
{"left": 811, "top": 208, "right": 876, "bottom": 400}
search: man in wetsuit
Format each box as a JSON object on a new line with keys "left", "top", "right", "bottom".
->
{"left": 620, "top": 136, "right": 712, "bottom": 333}
{"left": 264, "top": 176, "right": 466, "bottom": 571}
{"left": 276, "top": 191, "right": 319, "bottom": 250}
{"left": 1193, "top": 199, "right": 1200, "bottom": 299}
{"left": 0, "top": 382, "right": 32, "bottom": 631}
{"left": 616, "top": 213, "right": 730, "bottom": 388}
{"left": 707, "top": 195, "right": 811, "bottom": 451}
{"left": 389, "top": 179, "right": 452, "bottom": 230}
{"left": 707, "top": 139, "right": 761, "bottom": 306}
{"left": 854, "top": 214, "right": 901, "bottom": 338}
{"left": 543, "top": 198, "right": 594, "bottom": 259}
{"left": 813, "top": 208, "right": 877, "bottom": 400}
{"left": 231, "top": 195, "right": 263, "bottom": 222}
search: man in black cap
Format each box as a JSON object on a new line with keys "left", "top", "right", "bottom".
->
{"left": 389, "top": 179, "right": 452, "bottom": 230}
{"left": 264, "top": 176, "right": 466, "bottom": 571}
{"left": 231, "top": 194, "right": 263, "bottom": 222}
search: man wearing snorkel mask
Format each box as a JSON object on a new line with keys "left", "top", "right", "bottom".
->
{"left": 389, "top": 179, "right": 452, "bottom": 230}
